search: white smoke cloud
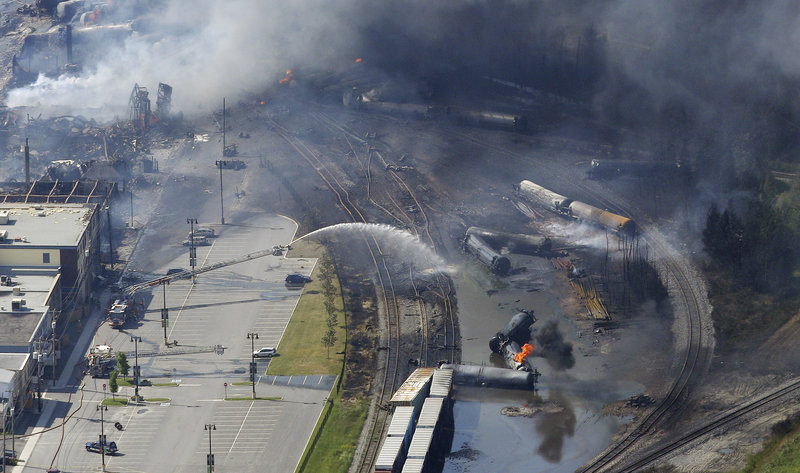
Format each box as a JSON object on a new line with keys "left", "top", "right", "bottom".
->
{"left": 7, "top": 0, "right": 360, "bottom": 120}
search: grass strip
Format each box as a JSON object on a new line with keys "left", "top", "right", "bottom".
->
{"left": 297, "top": 395, "right": 368, "bottom": 473}
{"left": 267, "top": 248, "right": 345, "bottom": 376}
{"left": 101, "top": 398, "right": 128, "bottom": 407}
{"left": 145, "top": 398, "right": 171, "bottom": 402}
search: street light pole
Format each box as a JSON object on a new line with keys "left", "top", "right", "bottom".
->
{"left": 187, "top": 218, "right": 197, "bottom": 282}
{"left": 161, "top": 282, "right": 169, "bottom": 346}
{"left": 2, "top": 391, "right": 6, "bottom": 472}
{"left": 130, "top": 336, "right": 141, "bottom": 401}
{"left": 215, "top": 160, "right": 229, "bottom": 225}
{"left": 97, "top": 404, "right": 108, "bottom": 472}
{"left": 51, "top": 316, "right": 57, "bottom": 386}
{"left": 205, "top": 423, "right": 216, "bottom": 473}
{"left": 247, "top": 332, "right": 258, "bottom": 399}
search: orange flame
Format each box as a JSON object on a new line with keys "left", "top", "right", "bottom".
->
{"left": 513, "top": 343, "right": 534, "bottom": 363}
{"left": 279, "top": 69, "right": 293, "bottom": 84}
{"left": 355, "top": 57, "right": 363, "bottom": 63}
{"left": 85, "top": 8, "right": 100, "bottom": 26}
{"left": 259, "top": 100, "right": 265, "bottom": 105}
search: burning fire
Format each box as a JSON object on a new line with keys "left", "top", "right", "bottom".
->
{"left": 259, "top": 100, "right": 265, "bottom": 105}
{"left": 85, "top": 8, "right": 100, "bottom": 26}
{"left": 355, "top": 57, "right": 363, "bottom": 63}
{"left": 513, "top": 343, "right": 534, "bottom": 363}
{"left": 279, "top": 69, "right": 293, "bottom": 84}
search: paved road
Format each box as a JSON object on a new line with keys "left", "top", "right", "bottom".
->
{"left": 16, "top": 212, "right": 328, "bottom": 473}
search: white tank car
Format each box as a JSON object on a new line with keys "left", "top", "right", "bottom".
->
{"left": 517, "top": 180, "right": 572, "bottom": 215}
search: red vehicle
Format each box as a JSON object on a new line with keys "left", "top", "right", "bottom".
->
{"left": 106, "top": 299, "right": 140, "bottom": 329}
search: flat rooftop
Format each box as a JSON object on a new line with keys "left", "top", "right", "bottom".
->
{"left": 0, "top": 268, "right": 55, "bottom": 348}
{"left": 0, "top": 203, "right": 94, "bottom": 247}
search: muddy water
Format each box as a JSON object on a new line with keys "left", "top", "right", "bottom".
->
{"left": 447, "top": 254, "right": 636, "bottom": 470}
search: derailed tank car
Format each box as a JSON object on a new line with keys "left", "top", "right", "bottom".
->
{"left": 568, "top": 201, "right": 635, "bottom": 235}
{"left": 465, "top": 226, "right": 552, "bottom": 256}
{"left": 516, "top": 180, "right": 635, "bottom": 235}
{"left": 516, "top": 180, "right": 572, "bottom": 215}
{"left": 463, "top": 234, "right": 511, "bottom": 276}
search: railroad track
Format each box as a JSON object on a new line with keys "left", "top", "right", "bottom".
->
{"left": 266, "top": 116, "right": 402, "bottom": 473}
{"left": 433, "top": 127, "right": 711, "bottom": 471}
{"left": 618, "top": 376, "right": 800, "bottom": 471}
{"left": 313, "top": 109, "right": 458, "bottom": 366}
{"left": 268, "top": 108, "right": 459, "bottom": 472}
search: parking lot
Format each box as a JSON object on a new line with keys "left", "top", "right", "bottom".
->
{"left": 17, "top": 214, "right": 331, "bottom": 473}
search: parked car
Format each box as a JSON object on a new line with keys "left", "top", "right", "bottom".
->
{"left": 193, "top": 226, "right": 215, "bottom": 238}
{"left": 253, "top": 347, "right": 278, "bottom": 358}
{"left": 85, "top": 440, "right": 118, "bottom": 455}
{"left": 182, "top": 235, "right": 210, "bottom": 246}
{"left": 285, "top": 273, "right": 311, "bottom": 284}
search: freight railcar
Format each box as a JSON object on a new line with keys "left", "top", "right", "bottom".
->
{"left": 567, "top": 201, "right": 635, "bottom": 235}
{"left": 446, "top": 108, "right": 528, "bottom": 132}
{"left": 516, "top": 180, "right": 635, "bottom": 235}
{"left": 516, "top": 180, "right": 572, "bottom": 215}
{"left": 463, "top": 234, "right": 511, "bottom": 275}
{"left": 465, "top": 226, "right": 552, "bottom": 256}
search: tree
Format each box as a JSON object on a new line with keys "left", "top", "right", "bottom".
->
{"left": 321, "top": 328, "right": 337, "bottom": 360}
{"left": 109, "top": 370, "right": 119, "bottom": 398}
{"left": 116, "top": 352, "right": 130, "bottom": 378}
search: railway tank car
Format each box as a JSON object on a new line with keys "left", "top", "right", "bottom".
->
{"left": 567, "top": 201, "right": 635, "bottom": 235}
{"left": 515, "top": 180, "right": 572, "bottom": 215}
{"left": 463, "top": 233, "right": 511, "bottom": 275}
{"left": 446, "top": 108, "right": 529, "bottom": 132}
{"left": 516, "top": 180, "right": 635, "bottom": 235}
{"left": 465, "top": 226, "right": 552, "bottom": 256}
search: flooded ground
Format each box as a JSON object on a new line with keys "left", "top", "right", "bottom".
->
{"left": 447, "top": 253, "right": 637, "bottom": 470}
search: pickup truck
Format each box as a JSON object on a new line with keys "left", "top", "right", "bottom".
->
{"left": 85, "top": 440, "right": 118, "bottom": 455}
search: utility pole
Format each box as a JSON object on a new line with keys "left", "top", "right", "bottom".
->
{"left": 161, "top": 282, "right": 169, "bottom": 346}
{"left": 2, "top": 391, "right": 6, "bottom": 472}
{"left": 34, "top": 338, "right": 43, "bottom": 412}
{"left": 10, "top": 394, "right": 14, "bottom": 459}
{"left": 247, "top": 332, "right": 258, "bottom": 399}
{"left": 205, "top": 423, "right": 216, "bottom": 473}
{"left": 51, "top": 315, "right": 57, "bottom": 386}
{"left": 131, "top": 336, "right": 141, "bottom": 401}
{"left": 130, "top": 189, "right": 134, "bottom": 228}
{"left": 97, "top": 404, "right": 108, "bottom": 472}
{"left": 215, "top": 160, "right": 229, "bottom": 225}
{"left": 187, "top": 218, "right": 197, "bottom": 282}
{"left": 222, "top": 98, "right": 226, "bottom": 153}
{"left": 106, "top": 206, "right": 114, "bottom": 270}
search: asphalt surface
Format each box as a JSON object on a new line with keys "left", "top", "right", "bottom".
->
{"left": 11, "top": 129, "right": 329, "bottom": 472}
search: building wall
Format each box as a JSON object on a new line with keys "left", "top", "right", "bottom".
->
{"left": 0, "top": 247, "right": 61, "bottom": 267}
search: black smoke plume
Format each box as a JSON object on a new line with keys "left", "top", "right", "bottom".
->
{"left": 535, "top": 320, "right": 575, "bottom": 371}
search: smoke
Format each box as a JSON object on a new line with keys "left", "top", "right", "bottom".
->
{"left": 542, "top": 220, "right": 614, "bottom": 252}
{"left": 7, "top": 0, "right": 361, "bottom": 119}
{"left": 535, "top": 320, "right": 575, "bottom": 371}
{"left": 6, "top": 0, "right": 800, "bottom": 182}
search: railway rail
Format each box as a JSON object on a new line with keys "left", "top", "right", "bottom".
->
{"left": 618, "top": 376, "right": 800, "bottom": 471}
{"left": 430, "top": 126, "right": 711, "bottom": 471}
{"left": 267, "top": 109, "right": 456, "bottom": 473}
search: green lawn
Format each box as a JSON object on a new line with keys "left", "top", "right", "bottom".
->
{"left": 101, "top": 398, "right": 128, "bottom": 406}
{"left": 736, "top": 428, "right": 800, "bottom": 473}
{"left": 267, "top": 251, "right": 346, "bottom": 376}
{"left": 298, "top": 396, "right": 369, "bottom": 473}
